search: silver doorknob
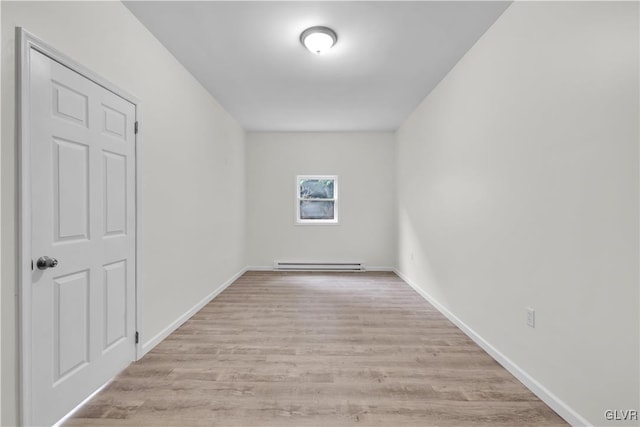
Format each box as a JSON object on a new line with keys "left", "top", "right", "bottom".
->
{"left": 36, "top": 256, "right": 58, "bottom": 270}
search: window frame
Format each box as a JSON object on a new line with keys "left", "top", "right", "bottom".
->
{"left": 295, "top": 175, "right": 339, "bottom": 225}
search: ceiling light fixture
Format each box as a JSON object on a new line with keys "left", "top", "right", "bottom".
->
{"left": 300, "top": 26, "right": 337, "bottom": 55}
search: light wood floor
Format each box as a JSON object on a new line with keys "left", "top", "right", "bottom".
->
{"left": 65, "top": 271, "right": 567, "bottom": 426}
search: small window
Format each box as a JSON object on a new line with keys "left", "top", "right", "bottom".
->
{"left": 296, "top": 175, "right": 338, "bottom": 224}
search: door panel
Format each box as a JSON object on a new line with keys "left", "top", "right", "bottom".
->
{"left": 52, "top": 81, "right": 88, "bottom": 127}
{"left": 54, "top": 270, "right": 90, "bottom": 382}
{"left": 103, "top": 260, "right": 127, "bottom": 351}
{"left": 102, "top": 104, "right": 128, "bottom": 140}
{"left": 103, "top": 151, "right": 127, "bottom": 236}
{"left": 29, "top": 48, "right": 136, "bottom": 426}
{"left": 53, "top": 138, "right": 90, "bottom": 242}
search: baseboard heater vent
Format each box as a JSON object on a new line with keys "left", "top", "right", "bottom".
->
{"left": 273, "top": 261, "right": 366, "bottom": 272}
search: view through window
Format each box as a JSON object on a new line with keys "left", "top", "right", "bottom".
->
{"left": 296, "top": 175, "right": 338, "bottom": 224}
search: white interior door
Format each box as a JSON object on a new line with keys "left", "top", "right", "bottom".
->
{"left": 28, "top": 48, "right": 136, "bottom": 426}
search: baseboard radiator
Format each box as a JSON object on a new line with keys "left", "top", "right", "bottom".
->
{"left": 273, "top": 261, "right": 366, "bottom": 272}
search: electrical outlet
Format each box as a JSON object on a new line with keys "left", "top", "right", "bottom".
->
{"left": 526, "top": 308, "right": 535, "bottom": 328}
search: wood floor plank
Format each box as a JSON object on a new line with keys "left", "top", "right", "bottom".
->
{"left": 64, "top": 271, "right": 567, "bottom": 426}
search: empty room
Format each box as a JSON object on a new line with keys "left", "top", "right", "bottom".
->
{"left": 1, "top": 1, "right": 638, "bottom": 426}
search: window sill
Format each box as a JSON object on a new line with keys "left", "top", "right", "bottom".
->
{"left": 296, "top": 220, "right": 340, "bottom": 226}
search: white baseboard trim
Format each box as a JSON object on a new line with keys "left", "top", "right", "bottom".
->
{"left": 139, "top": 267, "right": 248, "bottom": 357}
{"left": 365, "top": 266, "right": 395, "bottom": 272}
{"left": 246, "top": 265, "right": 273, "bottom": 271}
{"left": 246, "top": 266, "right": 395, "bottom": 272}
{"left": 393, "top": 269, "right": 590, "bottom": 427}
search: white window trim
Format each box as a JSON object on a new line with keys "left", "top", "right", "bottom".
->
{"left": 296, "top": 175, "right": 339, "bottom": 225}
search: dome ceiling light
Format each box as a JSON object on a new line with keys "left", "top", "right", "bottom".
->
{"left": 300, "top": 26, "right": 337, "bottom": 55}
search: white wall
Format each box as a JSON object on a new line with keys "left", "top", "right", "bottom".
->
{"left": 396, "top": 2, "right": 638, "bottom": 426}
{"left": 246, "top": 132, "right": 395, "bottom": 269}
{"left": 0, "top": 3, "right": 3, "bottom": 423}
{"left": 1, "top": 2, "right": 245, "bottom": 425}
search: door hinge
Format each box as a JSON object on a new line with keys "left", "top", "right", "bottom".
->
{"left": 135, "top": 331, "right": 139, "bottom": 344}
{"left": 134, "top": 121, "right": 139, "bottom": 134}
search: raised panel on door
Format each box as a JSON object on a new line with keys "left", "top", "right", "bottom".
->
{"left": 102, "top": 103, "right": 128, "bottom": 141}
{"left": 53, "top": 137, "right": 90, "bottom": 243}
{"left": 52, "top": 81, "right": 88, "bottom": 127}
{"left": 103, "top": 151, "right": 127, "bottom": 237}
{"left": 54, "top": 270, "right": 90, "bottom": 383}
{"left": 103, "top": 260, "right": 127, "bottom": 352}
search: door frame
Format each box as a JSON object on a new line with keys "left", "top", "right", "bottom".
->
{"left": 16, "top": 28, "right": 143, "bottom": 427}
